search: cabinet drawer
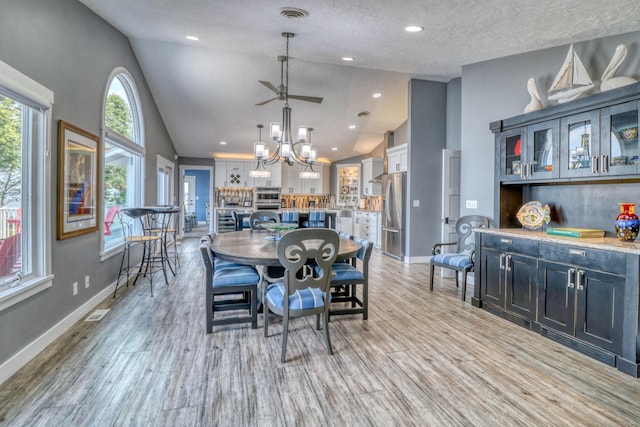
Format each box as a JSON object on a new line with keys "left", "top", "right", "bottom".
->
{"left": 481, "top": 234, "right": 538, "bottom": 256}
{"left": 538, "top": 243, "right": 626, "bottom": 275}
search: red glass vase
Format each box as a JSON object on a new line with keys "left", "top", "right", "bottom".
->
{"left": 615, "top": 203, "right": 640, "bottom": 241}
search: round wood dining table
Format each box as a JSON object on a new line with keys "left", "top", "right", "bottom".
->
{"left": 211, "top": 229, "right": 361, "bottom": 266}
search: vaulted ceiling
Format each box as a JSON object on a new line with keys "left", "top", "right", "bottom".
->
{"left": 78, "top": 0, "right": 640, "bottom": 162}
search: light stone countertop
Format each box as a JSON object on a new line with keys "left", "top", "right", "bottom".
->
{"left": 477, "top": 228, "right": 640, "bottom": 255}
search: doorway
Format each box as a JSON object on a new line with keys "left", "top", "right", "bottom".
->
{"left": 179, "top": 165, "right": 214, "bottom": 239}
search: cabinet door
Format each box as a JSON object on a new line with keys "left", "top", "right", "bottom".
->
{"left": 215, "top": 161, "right": 228, "bottom": 187}
{"left": 226, "top": 162, "right": 245, "bottom": 187}
{"left": 499, "top": 128, "right": 525, "bottom": 182}
{"left": 537, "top": 260, "right": 575, "bottom": 335}
{"left": 575, "top": 269, "right": 624, "bottom": 354}
{"left": 526, "top": 120, "right": 559, "bottom": 180}
{"left": 479, "top": 246, "right": 504, "bottom": 307}
{"left": 504, "top": 254, "right": 537, "bottom": 319}
{"left": 600, "top": 100, "right": 640, "bottom": 176}
{"left": 559, "top": 110, "right": 601, "bottom": 178}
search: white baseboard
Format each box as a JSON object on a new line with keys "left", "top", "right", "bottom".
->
{"left": 0, "top": 280, "right": 116, "bottom": 385}
{"left": 404, "top": 255, "right": 429, "bottom": 264}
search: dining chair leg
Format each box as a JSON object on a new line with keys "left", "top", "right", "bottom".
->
{"left": 461, "top": 270, "right": 468, "bottom": 302}
{"left": 281, "top": 313, "right": 289, "bottom": 363}
{"left": 323, "top": 311, "right": 332, "bottom": 355}
{"left": 263, "top": 306, "right": 269, "bottom": 338}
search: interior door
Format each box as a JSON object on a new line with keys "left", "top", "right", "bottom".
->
{"left": 440, "top": 149, "right": 461, "bottom": 277}
{"left": 184, "top": 176, "right": 196, "bottom": 215}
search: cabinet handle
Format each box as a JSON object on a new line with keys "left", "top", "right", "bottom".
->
{"left": 567, "top": 268, "right": 575, "bottom": 288}
{"left": 591, "top": 155, "right": 598, "bottom": 174}
{"left": 576, "top": 270, "right": 584, "bottom": 291}
{"left": 569, "top": 249, "right": 586, "bottom": 257}
{"left": 600, "top": 154, "right": 609, "bottom": 174}
{"left": 528, "top": 162, "right": 534, "bottom": 178}
{"left": 499, "top": 253, "right": 505, "bottom": 270}
{"left": 505, "top": 254, "right": 512, "bottom": 272}
{"left": 500, "top": 238, "right": 512, "bottom": 244}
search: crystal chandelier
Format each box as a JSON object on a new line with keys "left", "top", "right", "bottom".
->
{"left": 251, "top": 32, "right": 319, "bottom": 179}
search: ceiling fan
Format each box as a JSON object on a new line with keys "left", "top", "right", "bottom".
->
{"left": 255, "top": 32, "right": 323, "bottom": 106}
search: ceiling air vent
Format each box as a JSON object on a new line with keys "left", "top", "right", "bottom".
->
{"left": 280, "top": 8, "right": 309, "bottom": 19}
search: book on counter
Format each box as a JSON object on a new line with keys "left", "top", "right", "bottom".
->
{"left": 546, "top": 227, "right": 605, "bottom": 238}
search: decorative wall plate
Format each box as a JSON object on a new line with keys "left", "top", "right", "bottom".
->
{"left": 516, "top": 201, "right": 551, "bottom": 230}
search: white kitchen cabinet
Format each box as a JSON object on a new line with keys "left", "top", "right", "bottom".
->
{"left": 336, "top": 163, "right": 360, "bottom": 208}
{"left": 387, "top": 144, "right": 407, "bottom": 173}
{"left": 361, "top": 158, "right": 383, "bottom": 196}
{"left": 354, "top": 210, "right": 381, "bottom": 248}
{"left": 215, "top": 160, "right": 253, "bottom": 188}
{"left": 335, "top": 215, "right": 353, "bottom": 235}
{"left": 252, "top": 161, "right": 282, "bottom": 188}
{"left": 281, "top": 163, "right": 328, "bottom": 194}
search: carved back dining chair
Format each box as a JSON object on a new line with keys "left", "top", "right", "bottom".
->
{"left": 429, "top": 215, "right": 491, "bottom": 301}
{"left": 264, "top": 228, "right": 339, "bottom": 362}
{"left": 324, "top": 236, "right": 373, "bottom": 320}
{"left": 199, "top": 234, "right": 259, "bottom": 333}
{"left": 249, "top": 210, "right": 279, "bottom": 230}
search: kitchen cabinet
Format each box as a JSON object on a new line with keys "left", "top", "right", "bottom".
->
{"left": 215, "top": 160, "right": 253, "bottom": 188}
{"left": 559, "top": 110, "right": 601, "bottom": 178}
{"left": 537, "top": 243, "right": 625, "bottom": 354}
{"left": 354, "top": 211, "right": 380, "bottom": 247}
{"left": 336, "top": 164, "right": 360, "bottom": 208}
{"left": 386, "top": 145, "right": 407, "bottom": 173}
{"left": 281, "top": 163, "right": 328, "bottom": 194}
{"left": 361, "top": 158, "right": 383, "bottom": 196}
{"left": 478, "top": 234, "right": 537, "bottom": 319}
{"left": 474, "top": 229, "right": 640, "bottom": 376}
{"left": 499, "top": 121, "right": 559, "bottom": 182}
{"left": 251, "top": 162, "right": 282, "bottom": 188}
{"left": 600, "top": 100, "right": 640, "bottom": 176}
{"left": 335, "top": 215, "right": 353, "bottom": 235}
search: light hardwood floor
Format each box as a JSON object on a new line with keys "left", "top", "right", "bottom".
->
{"left": 2, "top": 237, "right": 640, "bottom": 426}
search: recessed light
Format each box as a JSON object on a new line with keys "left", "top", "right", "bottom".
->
{"left": 348, "top": 124, "right": 356, "bottom": 129}
{"left": 219, "top": 141, "right": 227, "bottom": 145}
{"left": 185, "top": 35, "right": 199, "bottom": 41}
{"left": 342, "top": 56, "right": 355, "bottom": 62}
{"left": 331, "top": 147, "right": 338, "bottom": 151}
{"left": 404, "top": 25, "right": 424, "bottom": 33}
{"left": 372, "top": 92, "right": 382, "bottom": 99}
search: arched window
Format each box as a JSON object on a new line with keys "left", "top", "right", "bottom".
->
{"left": 101, "top": 68, "right": 144, "bottom": 256}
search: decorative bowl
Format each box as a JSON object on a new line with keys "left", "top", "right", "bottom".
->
{"left": 619, "top": 127, "right": 638, "bottom": 141}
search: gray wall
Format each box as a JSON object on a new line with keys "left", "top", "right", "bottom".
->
{"left": 446, "top": 78, "right": 462, "bottom": 150}
{"left": 0, "top": 0, "right": 176, "bottom": 366}
{"left": 406, "top": 79, "right": 447, "bottom": 259}
{"left": 460, "top": 31, "right": 640, "bottom": 221}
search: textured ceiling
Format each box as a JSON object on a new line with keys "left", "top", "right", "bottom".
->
{"left": 78, "top": 0, "right": 640, "bottom": 162}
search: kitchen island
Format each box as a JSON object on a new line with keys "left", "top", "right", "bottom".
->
{"left": 473, "top": 228, "right": 640, "bottom": 377}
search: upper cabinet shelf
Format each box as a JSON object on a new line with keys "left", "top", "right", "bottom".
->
{"left": 492, "top": 82, "right": 640, "bottom": 184}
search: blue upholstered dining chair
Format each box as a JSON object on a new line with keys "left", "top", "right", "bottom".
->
{"left": 323, "top": 236, "right": 373, "bottom": 320}
{"left": 199, "top": 234, "right": 260, "bottom": 332}
{"left": 281, "top": 210, "right": 299, "bottom": 225}
{"left": 429, "top": 215, "right": 491, "bottom": 301}
{"left": 264, "top": 228, "right": 339, "bottom": 362}
{"left": 302, "top": 210, "right": 326, "bottom": 228}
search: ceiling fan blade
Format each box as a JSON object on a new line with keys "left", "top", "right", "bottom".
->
{"left": 255, "top": 97, "right": 278, "bottom": 106}
{"left": 259, "top": 80, "right": 279, "bottom": 93}
{"left": 288, "top": 94, "right": 323, "bottom": 104}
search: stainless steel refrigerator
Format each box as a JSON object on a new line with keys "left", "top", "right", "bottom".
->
{"left": 382, "top": 172, "right": 406, "bottom": 259}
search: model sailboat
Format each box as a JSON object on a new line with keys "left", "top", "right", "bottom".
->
{"left": 547, "top": 44, "right": 594, "bottom": 103}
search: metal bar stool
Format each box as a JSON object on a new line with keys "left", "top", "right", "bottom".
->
{"left": 114, "top": 208, "right": 168, "bottom": 297}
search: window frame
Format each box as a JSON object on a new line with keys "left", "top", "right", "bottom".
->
{"left": 0, "top": 60, "right": 54, "bottom": 311}
{"left": 100, "top": 67, "right": 145, "bottom": 260}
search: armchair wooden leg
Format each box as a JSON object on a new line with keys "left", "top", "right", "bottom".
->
{"left": 429, "top": 263, "right": 435, "bottom": 291}
{"left": 461, "top": 271, "right": 468, "bottom": 301}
